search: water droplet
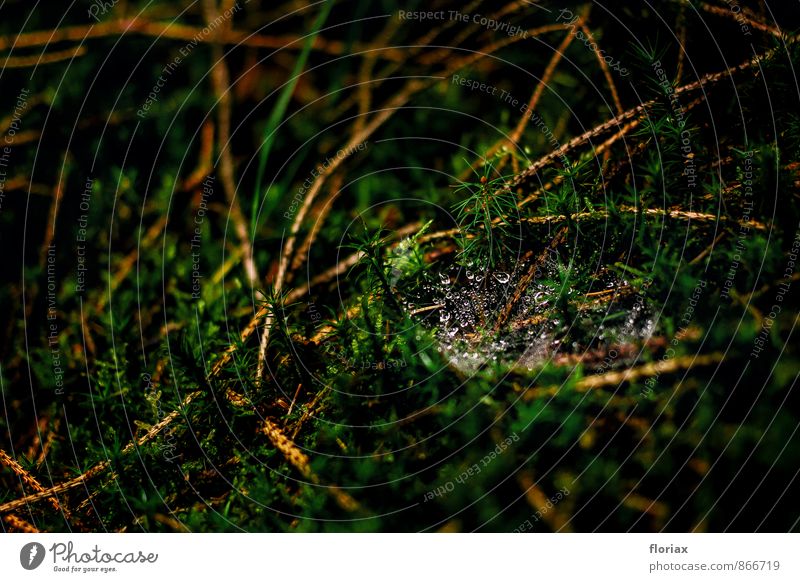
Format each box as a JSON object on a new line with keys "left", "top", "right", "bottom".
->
{"left": 493, "top": 272, "right": 510, "bottom": 284}
{"left": 439, "top": 273, "right": 450, "bottom": 285}
{"left": 466, "top": 270, "right": 475, "bottom": 280}
{"left": 440, "top": 311, "right": 451, "bottom": 322}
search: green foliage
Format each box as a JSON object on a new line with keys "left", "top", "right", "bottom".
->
{"left": 452, "top": 164, "right": 520, "bottom": 269}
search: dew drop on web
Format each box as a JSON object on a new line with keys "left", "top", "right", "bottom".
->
{"left": 493, "top": 271, "right": 510, "bottom": 284}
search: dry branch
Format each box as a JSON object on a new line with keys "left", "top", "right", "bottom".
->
{"left": 3, "top": 513, "right": 40, "bottom": 532}
{"left": 0, "top": 391, "right": 200, "bottom": 515}
{"left": 2, "top": 46, "right": 87, "bottom": 68}
{"left": 203, "top": 0, "right": 258, "bottom": 287}
{"left": 261, "top": 419, "right": 359, "bottom": 512}
{"left": 523, "top": 353, "right": 725, "bottom": 400}
{"left": 0, "top": 448, "right": 60, "bottom": 512}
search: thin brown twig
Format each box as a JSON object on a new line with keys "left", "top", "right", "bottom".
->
{"left": 289, "top": 386, "right": 329, "bottom": 440}
{"left": 27, "top": 416, "right": 61, "bottom": 468}
{"left": 621, "top": 493, "right": 669, "bottom": 526}
{"left": 456, "top": 22, "right": 579, "bottom": 180}
{"left": 575, "top": 353, "right": 724, "bottom": 392}
{"left": 285, "top": 383, "right": 303, "bottom": 421}
{"left": 0, "top": 176, "right": 49, "bottom": 196}
{"left": 22, "top": 152, "right": 71, "bottom": 337}
{"left": 507, "top": 17, "right": 582, "bottom": 174}
{"left": 328, "top": 3, "right": 550, "bottom": 122}
{"left": 261, "top": 418, "right": 312, "bottom": 477}
{"left": 308, "top": 304, "right": 361, "bottom": 346}
{"left": 352, "top": 17, "right": 402, "bottom": 137}
{"left": 417, "top": 201, "right": 764, "bottom": 249}
{"left": 153, "top": 513, "right": 191, "bottom": 532}
{"left": 517, "top": 471, "right": 573, "bottom": 532}
{"left": 523, "top": 353, "right": 725, "bottom": 399}
{"left": 697, "top": 2, "right": 783, "bottom": 37}
{"left": 24, "top": 418, "right": 50, "bottom": 466}
{"left": 1, "top": 130, "right": 40, "bottom": 148}
{"left": 494, "top": 228, "right": 567, "bottom": 334}
{"left": 689, "top": 232, "right": 726, "bottom": 265}
{"left": 676, "top": 3, "right": 687, "bottom": 84}
{"left": 325, "top": 16, "right": 455, "bottom": 122}
{"left": 409, "top": 304, "right": 445, "bottom": 316}
{"left": 419, "top": 23, "right": 564, "bottom": 66}
{"left": 79, "top": 303, "right": 97, "bottom": 358}
{"left": 2, "top": 46, "right": 87, "bottom": 68}
{"left": 419, "top": 0, "right": 533, "bottom": 66}
{"left": 510, "top": 50, "right": 768, "bottom": 188}
{"left": 508, "top": 283, "right": 637, "bottom": 333}
{"left": 0, "top": 92, "right": 46, "bottom": 134}
{"left": 203, "top": 0, "right": 258, "bottom": 287}
{"left": 579, "top": 21, "right": 624, "bottom": 116}
{"left": 291, "top": 172, "right": 345, "bottom": 272}
{"left": 518, "top": 92, "right": 706, "bottom": 210}
{"left": 261, "top": 419, "right": 359, "bottom": 512}
{"left": 514, "top": 117, "right": 641, "bottom": 209}
{"left": 0, "top": 18, "right": 360, "bottom": 57}
{"left": 181, "top": 119, "right": 215, "bottom": 191}
{"left": 96, "top": 215, "right": 167, "bottom": 312}
{"left": 3, "top": 513, "right": 40, "bottom": 532}
{"left": 34, "top": 151, "right": 70, "bottom": 308}
{"left": 521, "top": 206, "right": 765, "bottom": 231}
{"left": 0, "top": 448, "right": 60, "bottom": 512}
